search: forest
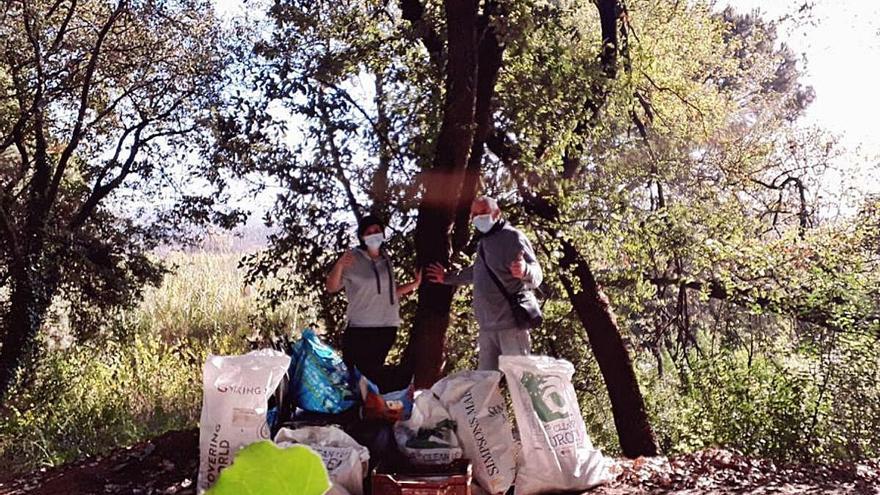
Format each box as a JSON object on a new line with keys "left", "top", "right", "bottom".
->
{"left": 0, "top": 0, "right": 878, "bottom": 493}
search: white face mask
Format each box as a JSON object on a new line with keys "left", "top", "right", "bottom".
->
{"left": 472, "top": 214, "right": 496, "bottom": 234}
{"left": 363, "top": 233, "right": 384, "bottom": 250}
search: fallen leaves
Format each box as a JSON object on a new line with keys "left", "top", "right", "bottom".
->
{"left": 1, "top": 431, "right": 878, "bottom": 494}
{"left": 601, "top": 448, "right": 880, "bottom": 494}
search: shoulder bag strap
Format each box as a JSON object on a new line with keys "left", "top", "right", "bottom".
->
{"left": 478, "top": 243, "right": 514, "bottom": 302}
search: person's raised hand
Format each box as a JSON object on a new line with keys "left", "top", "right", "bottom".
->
{"left": 336, "top": 250, "right": 355, "bottom": 271}
{"left": 425, "top": 262, "right": 446, "bottom": 284}
{"left": 510, "top": 250, "right": 526, "bottom": 279}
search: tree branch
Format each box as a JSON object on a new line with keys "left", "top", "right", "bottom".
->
{"left": 370, "top": 71, "right": 393, "bottom": 217}
{"left": 640, "top": 69, "right": 706, "bottom": 121}
{"left": 317, "top": 90, "right": 362, "bottom": 223}
{"left": 47, "top": 0, "right": 78, "bottom": 55}
{"left": 50, "top": 0, "right": 126, "bottom": 205}
{"left": 398, "top": 0, "right": 444, "bottom": 70}
{"left": 85, "top": 77, "right": 165, "bottom": 132}
{"left": 19, "top": 3, "right": 51, "bottom": 199}
{"left": 313, "top": 76, "right": 403, "bottom": 167}
{"left": 68, "top": 121, "right": 147, "bottom": 229}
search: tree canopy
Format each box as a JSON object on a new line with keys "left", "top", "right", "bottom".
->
{"left": 1, "top": 0, "right": 877, "bottom": 463}
{"left": 215, "top": 0, "right": 879, "bottom": 458}
{"left": 0, "top": 0, "right": 232, "bottom": 398}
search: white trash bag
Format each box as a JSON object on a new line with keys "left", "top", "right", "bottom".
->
{"left": 499, "top": 355, "right": 610, "bottom": 494}
{"left": 196, "top": 349, "right": 290, "bottom": 493}
{"left": 431, "top": 371, "right": 517, "bottom": 494}
{"left": 275, "top": 426, "right": 370, "bottom": 495}
{"left": 394, "top": 390, "right": 463, "bottom": 465}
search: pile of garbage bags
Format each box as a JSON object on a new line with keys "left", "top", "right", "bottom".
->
{"left": 196, "top": 329, "right": 611, "bottom": 495}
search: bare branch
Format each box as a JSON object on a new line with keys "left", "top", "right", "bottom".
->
{"left": 85, "top": 77, "right": 165, "bottom": 131}
{"left": 69, "top": 120, "right": 147, "bottom": 229}
{"left": 91, "top": 123, "right": 141, "bottom": 188}
{"left": 50, "top": 0, "right": 126, "bottom": 204}
{"left": 640, "top": 69, "right": 706, "bottom": 121}
{"left": 312, "top": 76, "right": 404, "bottom": 167}
{"left": 317, "top": 89, "right": 361, "bottom": 223}
{"left": 47, "top": 0, "right": 78, "bottom": 54}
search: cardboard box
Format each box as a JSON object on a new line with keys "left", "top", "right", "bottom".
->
{"left": 371, "top": 459, "right": 472, "bottom": 495}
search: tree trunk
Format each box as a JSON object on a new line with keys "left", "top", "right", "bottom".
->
{"left": 403, "top": 0, "right": 480, "bottom": 389}
{"left": 557, "top": 239, "right": 660, "bottom": 457}
{"left": 451, "top": 15, "right": 503, "bottom": 254}
{"left": 0, "top": 261, "right": 55, "bottom": 402}
{"left": 491, "top": 127, "right": 660, "bottom": 456}
{"left": 522, "top": 190, "right": 659, "bottom": 457}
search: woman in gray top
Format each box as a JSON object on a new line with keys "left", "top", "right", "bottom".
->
{"left": 325, "top": 215, "right": 421, "bottom": 390}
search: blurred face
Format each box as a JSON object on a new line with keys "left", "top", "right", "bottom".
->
{"left": 362, "top": 224, "right": 385, "bottom": 251}
{"left": 470, "top": 200, "right": 497, "bottom": 220}
{"left": 362, "top": 224, "right": 383, "bottom": 237}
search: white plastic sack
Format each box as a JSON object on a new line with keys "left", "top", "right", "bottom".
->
{"left": 394, "top": 391, "right": 463, "bottom": 465}
{"left": 275, "top": 426, "right": 370, "bottom": 495}
{"left": 197, "top": 349, "right": 290, "bottom": 494}
{"left": 499, "top": 355, "right": 610, "bottom": 494}
{"left": 432, "top": 371, "right": 517, "bottom": 494}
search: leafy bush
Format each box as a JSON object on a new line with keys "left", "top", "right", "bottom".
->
{"left": 639, "top": 331, "right": 880, "bottom": 463}
{"left": 0, "top": 252, "right": 298, "bottom": 474}
{"left": 2, "top": 251, "right": 878, "bottom": 476}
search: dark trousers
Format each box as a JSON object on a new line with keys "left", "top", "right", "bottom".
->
{"left": 342, "top": 326, "right": 398, "bottom": 391}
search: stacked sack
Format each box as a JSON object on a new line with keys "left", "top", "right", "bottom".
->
{"left": 394, "top": 390, "right": 463, "bottom": 465}
{"left": 392, "top": 359, "right": 612, "bottom": 495}
{"left": 500, "top": 355, "right": 610, "bottom": 494}
{"left": 432, "top": 371, "right": 518, "bottom": 495}
{"left": 275, "top": 426, "right": 370, "bottom": 495}
{"left": 196, "top": 329, "right": 612, "bottom": 495}
{"left": 196, "top": 350, "right": 291, "bottom": 493}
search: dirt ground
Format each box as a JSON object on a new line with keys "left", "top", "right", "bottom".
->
{"left": 0, "top": 429, "right": 877, "bottom": 495}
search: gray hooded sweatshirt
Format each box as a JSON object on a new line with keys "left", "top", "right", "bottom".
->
{"left": 444, "top": 221, "right": 543, "bottom": 331}
{"left": 342, "top": 248, "right": 400, "bottom": 327}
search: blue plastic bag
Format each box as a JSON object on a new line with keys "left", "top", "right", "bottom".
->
{"left": 289, "top": 329, "right": 357, "bottom": 413}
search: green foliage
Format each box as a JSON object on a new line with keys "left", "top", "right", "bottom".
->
{"left": 0, "top": 252, "right": 294, "bottom": 474}
{"left": 206, "top": 442, "right": 330, "bottom": 495}
{"left": 640, "top": 329, "right": 880, "bottom": 463}
{"left": 3, "top": 0, "right": 879, "bottom": 477}
{"left": 647, "top": 346, "right": 818, "bottom": 460}
{"left": 0, "top": 244, "right": 876, "bottom": 474}
{"left": 0, "top": 0, "right": 243, "bottom": 403}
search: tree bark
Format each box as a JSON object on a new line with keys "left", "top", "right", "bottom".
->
{"left": 521, "top": 189, "right": 659, "bottom": 457}
{"left": 0, "top": 261, "right": 55, "bottom": 402}
{"left": 451, "top": 14, "right": 503, "bottom": 254}
{"left": 402, "top": 0, "right": 480, "bottom": 389}
{"left": 557, "top": 239, "right": 660, "bottom": 457}
{"left": 490, "top": 130, "right": 661, "bottom": 457}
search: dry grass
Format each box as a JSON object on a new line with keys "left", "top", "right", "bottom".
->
{"left": 0, "top": 250, "right": 301, "bottom": 474}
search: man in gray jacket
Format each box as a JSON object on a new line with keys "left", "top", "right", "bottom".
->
{"left": 426, "top": 196, "right": 543, "bottom": 370}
